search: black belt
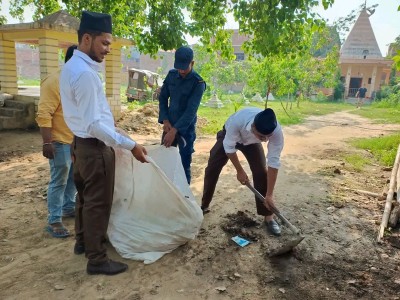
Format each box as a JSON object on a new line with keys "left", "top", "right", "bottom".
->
{"left": 74, "top": 136, "right": 106, "bottom": 146}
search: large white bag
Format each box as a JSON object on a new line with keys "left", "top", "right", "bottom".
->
{"left": 108, "top": 146, "right": 203, "bottom": 264}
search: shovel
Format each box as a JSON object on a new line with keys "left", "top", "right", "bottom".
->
{"left": 245, "top": 182, "right": 305, "bottom": 256}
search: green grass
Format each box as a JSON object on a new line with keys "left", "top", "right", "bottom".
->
{"left": 343, "top": 154, "right": 372, "bottom": 171}
{"left": 198, "top": 98, "right": 352, "bottom": 134}
{"left": 350, "top": 106, "right": 400, "bottom": 124}
{"left": 350, "top": 133, "right": 400, "bottom": 166}
{"left": 18, "top": 78, "right": 40, "bottom": 86}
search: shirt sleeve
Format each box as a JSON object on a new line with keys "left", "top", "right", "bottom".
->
{"left": 35, "top": 74, "right": 60, "bottom": 128}
{"left": 222, "top": 121, "right": 241, "bottom": 154}
{"left": 173, "top": 81, "right": 205, "bottom": 134}
{"left": 73, "top": 71, "right": 136, "bottom": 150}
{"left": 158, "top": 75, "right": 170, "bottom": 124}
{"left": 266, "top": 125, "right": 284, "bottom": 169}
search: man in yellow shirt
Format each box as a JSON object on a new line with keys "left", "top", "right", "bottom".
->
{"left": 36, "top": 45, "right": 77, "bottom": 238}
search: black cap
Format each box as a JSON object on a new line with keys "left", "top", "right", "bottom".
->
{"left": 253, "top": 108, "right": 277, "bottom": 135}
{"left": 174, "top": 46, "right": 193, "bottom": 70}
{"left": 79, "top": 11, "right": 112, "bottom": 34}
{"left": 65, "top": 45, "right": 77, "bottom": 63}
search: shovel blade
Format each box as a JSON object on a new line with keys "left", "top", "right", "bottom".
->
{"left": 268, "top": 236, "right": 305, "bottom": 257}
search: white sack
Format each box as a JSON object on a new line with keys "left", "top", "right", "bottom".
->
{"left": 108, "top": 146, "right": 203, "bottom": 264}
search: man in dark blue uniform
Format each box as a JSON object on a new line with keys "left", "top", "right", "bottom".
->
{"left": 158, "top": 46, "right": 206, "bottom": 184}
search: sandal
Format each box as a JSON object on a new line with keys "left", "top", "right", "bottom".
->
{"left": 46, "top": 223, "right": 70, "bottom": 238}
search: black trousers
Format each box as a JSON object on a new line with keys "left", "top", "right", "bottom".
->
{"left": 71, "top": 137, "right": 115, "bottom": 265}
{"left": 201, "top": 129, "right": 272, "bottom": 216}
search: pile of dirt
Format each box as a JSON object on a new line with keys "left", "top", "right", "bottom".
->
{"left": 117, "top": 103, "right": 162, "bottom": 135}
{"left": 117, "top": 104, "right": 209, "bottom": 136}
{"left": 221, "top": 211, "right": 262, "bottom": 242}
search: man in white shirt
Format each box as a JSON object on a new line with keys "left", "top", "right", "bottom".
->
{"left": 201, "top": 107, "right": 284, "bottom": 236}
{"left": 60, "top": 11, "right": 147, "bottom": 276}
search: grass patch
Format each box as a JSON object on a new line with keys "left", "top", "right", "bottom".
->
{"left": 350, "top": 134, "right": 400, "bottom": 166}
{"left": 18, "top": 78, "right": 40, "bottom": 86}
{"left": 350, "top": 106, "right": 400, "bottom": 124}
{"left": 198, "top": 99, "right": 352, "bottom": 134}
{"left": 343, "top": 153, "right": 371, "bottom": 171}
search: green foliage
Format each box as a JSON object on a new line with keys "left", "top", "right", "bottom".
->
{"left": 7, "top": 0, "right": 333, "bottom": 57}
{"left": 0, "top": 15, "right": 6, "bottom": 25}
{"left": 351, "top": 134, "right": 400, "bottom": 166}
{"left": 373, "top": 92, "right": 400, "bottom": 108}
{"left": 393, "top": 50, "right": 400, "bottom": 71}
{"left": 193, "top": 44, "right": 251, "bottom": 93}
{"left": 311, "top": 25, "right": 341, "bottom": 57}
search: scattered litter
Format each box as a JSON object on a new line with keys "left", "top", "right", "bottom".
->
{"left": 54, "top": 285, "right": 65, "bottom": 290}
{"left": 278, "top": 288, "right": 286, "bottom": 293}
{"left": 215, "top": 286, "right": 226, "bottom": 292}
{"left": 231, "top": 236, "right": 250, "bottom": 247}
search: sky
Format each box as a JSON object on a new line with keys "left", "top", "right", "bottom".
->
{"left": 1, "top": 0, "right": 399, "bottom": 55}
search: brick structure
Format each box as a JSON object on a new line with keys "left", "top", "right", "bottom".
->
{"left": 339, "top": 9, "right": 393, "bottom": 98}
{"left": 0, "top": 10, "right": 131, "bottom": 120}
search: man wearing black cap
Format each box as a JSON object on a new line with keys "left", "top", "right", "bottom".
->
{"left": 60, "top": 11, "right": 148, "bottom": 275}
{"left": 200, "top": 107, "right": 284, "bottom": 236}
{"left": 158, "top": 46, "right": 206, "bottom": 184}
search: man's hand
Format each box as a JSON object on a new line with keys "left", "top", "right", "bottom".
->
{"left": 162, "top": 120, "right": 172, "bottom": 133}
{"left": 131, "top": 143, "right": 148, "bottom": 163}
{"left": 42, "top": 144, "right": 55, "bottom": 159}
{"left": 236, "top": 170, "right": 249, "bottom": 185}
{"left": 163, "top": 127, "right": 177, "bottom": 147}
{"left": 264, "top": 194, "right": 277, "bottom": 212}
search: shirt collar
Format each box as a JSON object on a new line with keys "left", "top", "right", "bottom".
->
{"left": 245, "top": 118, "right": 254, "bottom": 132}
{"left": 246, "top": 117, "right": 277, "bottom": 136}
{"left": 175, "top": 69, "right": 194, "bottom": 79}
{"left": 74, "top": 49, "right": 103, "bottom": 72}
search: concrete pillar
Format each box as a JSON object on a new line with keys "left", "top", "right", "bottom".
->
{"left": 39, "top": 37, "right": 59, "bottom": 81}
{"left": 370, "top": 66, "right": 377, "bottom": 98}
{"left": 0, "top": 40, "right": 18, "bottom": 94}
{"left": 105, "top": 47, "right": 122, "bottom": 120}
{"left": 344, "top": 65, "right": 352, "bottom": 97}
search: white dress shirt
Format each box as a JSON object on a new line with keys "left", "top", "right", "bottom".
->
{"left": 60, "top": 50, "right": 136, "bottom": 150}
{"left": 223, "top": 107, "right": 284, "bottom": 169}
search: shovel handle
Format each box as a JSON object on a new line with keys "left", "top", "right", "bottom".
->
{"left": 245, "top": 182, "right": 301, "bottom": 235}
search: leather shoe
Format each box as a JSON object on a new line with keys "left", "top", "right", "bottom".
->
{"left": 266, "top": 220, "right": 281, "bottom": 236}
{"left": 87, "top": 259, "right": 128, "bottom": 276}
{"left": 201, "top": 205, "right": 210, "bottom": 215}
{"left": 74, "top": 243, "right": 85, "bottom": 255}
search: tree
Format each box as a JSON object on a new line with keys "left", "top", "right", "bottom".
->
{"left": 6, "top": 0, "right": 334, "bottom": 57}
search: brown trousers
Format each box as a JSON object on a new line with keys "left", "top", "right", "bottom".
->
{"left": 71, "top": 137, "right": 115, "bottom": 265}
{"left": 201, "top": 128, "right": 272, "bottom": 216}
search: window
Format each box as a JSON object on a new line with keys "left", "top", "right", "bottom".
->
{"left": 362, "top": 49, "right": 369, "bottom": 59}
{"left": 235, "top": 53, "right": 244, "bottom": 61}
{"left": 368, "top": 78, "right": 372, "bottom": 84}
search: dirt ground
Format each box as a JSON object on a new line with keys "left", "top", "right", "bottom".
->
{"left": 1, "top": 108, "right": 400, "bottom": 300}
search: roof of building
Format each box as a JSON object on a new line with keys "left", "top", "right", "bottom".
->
{"left": 340, "top": 9, "right": 382, "bottom": 59}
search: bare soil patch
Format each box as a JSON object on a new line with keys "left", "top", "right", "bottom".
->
{"left": 1, "top": 110, "right": 400, "bottom": 300}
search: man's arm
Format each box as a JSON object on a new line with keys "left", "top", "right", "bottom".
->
{"left": 36, "top": 74, "right": 60, "bottom": 159}
{"left": 226, "top": 153, "right": 248, "bottom": 184}
{"left": 264, "top": 167, "right": 278, "bottom": 210}
{"left": 163, "top": 80, "right": 205, "bottom": 146}
{"left": 158, "top": 75, "right": 170, "bottom": 126}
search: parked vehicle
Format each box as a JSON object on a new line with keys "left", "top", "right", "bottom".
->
{"left": 126, "top": 68, "right": 162, "bottom": 101}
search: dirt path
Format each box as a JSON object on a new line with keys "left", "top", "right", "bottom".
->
{"left": 1, "top": 111, "right": 400, "bottom": 300}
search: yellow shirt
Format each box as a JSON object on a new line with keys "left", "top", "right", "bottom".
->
{"left": 36, "top": 69, "right": 73, "bottom": 144}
